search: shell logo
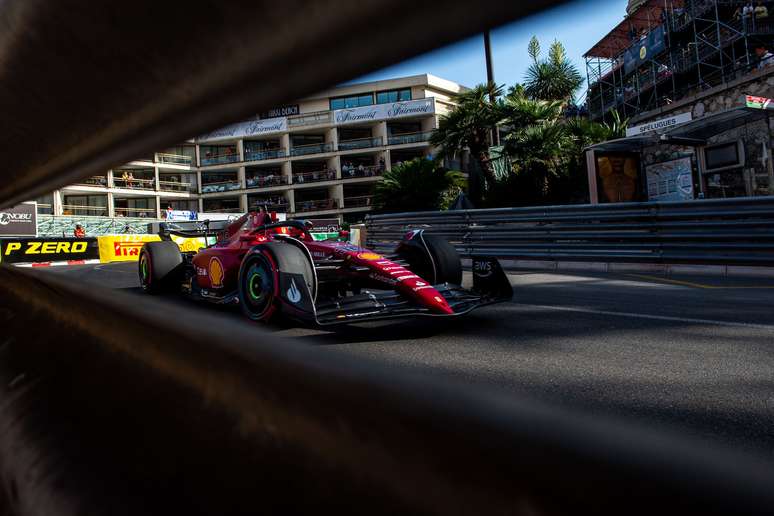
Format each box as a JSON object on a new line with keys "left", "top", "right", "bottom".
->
{"left": 357, "top": 252, "right": 382, "bottom": 261}
{"left": 209, "top": 257, "right": 224, "bottom": 288}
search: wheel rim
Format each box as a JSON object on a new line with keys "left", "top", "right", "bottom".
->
{"left": 242, "top": 256, "right": 274, "bottom": 318}
{"left": 139, "top": 253, "right": 150, "bottom": 286}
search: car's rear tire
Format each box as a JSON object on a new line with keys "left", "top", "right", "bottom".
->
{"left": 139, "top": 241, "right": 183, "bottom": 294}
{"left": 238, "top": 241, "right": 316, "bottom": 323}
{"left": 397, "top": 231, "right": 462, "bottom": 285}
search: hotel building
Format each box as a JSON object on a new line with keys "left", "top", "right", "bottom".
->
{"left": 35, "top": 74, "right": 464, "bottom": 222}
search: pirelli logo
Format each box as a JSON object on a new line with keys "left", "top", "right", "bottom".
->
{"left": 113, "top": 241, "right": 144, "bottom": 257}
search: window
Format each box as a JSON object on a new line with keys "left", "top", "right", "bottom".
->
{"left": 330, "top": 93, "right": 374, "bottom": 110}
{"left": 705, "top": 142, "right": 742, "bottom": 171}
{"left": 376, "top": 89, "right": 411, "bottom": 104}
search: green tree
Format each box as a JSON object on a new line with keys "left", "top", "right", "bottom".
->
{"left": 374, "top": 159, "right": 466, "bottom": 213}
{"left": 430, "top": 83, "right": 503, "bottom": 197}
{"left": 523, "top": 37, "right": 583, "bottom": 103}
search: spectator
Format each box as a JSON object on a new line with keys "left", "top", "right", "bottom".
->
{"left": 296, "top": 172, "right": 304, "bottom": 184}
{"left": 756, "top": 46, "right": 774, "bottom": 68}
{"left": 379, "top": 156, "right": 386, "bottom": 172}
{"left": 123, "top": 224, "right": 133, "bottom": 233}
{"left": 755, "top": 0, "right": 769, "bottom": 19}
{"left": 744, "top": 1, "right": 754, "bottom": 19}
{"left": 73, "top": 224, "right": 85, "bottom": 238}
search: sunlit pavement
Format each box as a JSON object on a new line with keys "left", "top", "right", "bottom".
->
{"left": 36, "top": 262, "right": 774, "bottom": 463}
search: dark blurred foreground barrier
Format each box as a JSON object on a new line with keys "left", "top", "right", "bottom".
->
{"left": 1, "top": 266, "right": 774, "bottom": 515}
{"left": 366, "top": 197, "right": 774, "bottom": 266}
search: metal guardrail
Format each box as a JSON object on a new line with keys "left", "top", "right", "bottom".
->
{"left": 365, "top": 197, "right": 774, "bottom": 266}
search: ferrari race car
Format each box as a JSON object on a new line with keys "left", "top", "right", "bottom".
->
{"left": 138, "top": 212, "right": 512, "bottom": 326}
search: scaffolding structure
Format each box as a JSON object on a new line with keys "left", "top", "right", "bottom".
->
{"left": 585, "top": 0, "right": 774, "bottom": 122}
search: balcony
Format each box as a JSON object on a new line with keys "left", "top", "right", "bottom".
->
{"left": 73, "top": 176, "right": 108, "bottom": 187}
{"left": 159, "top": 179, "right": 197, "bottom": 193}
{"left": 388, "top": 131, "right": 433, "bottom": 146}
{"left": 343, "top": 195, "right": 374, "bottom": 208}
{"left": 295, "top": 198, "right": 338, "bottom": 212}
{"left": 62, "top": 204, "right": 108, "bottom": 216}
{"left": 201, "top": 180, "right": 242, "bottom": 193}
{"left": 288, "top": 110, "right": 333, "bottom": 128}
{"left": 202, "top": 207, "right": 242, "bottom": 214}
{"left": 244, "top": 148, "right": 287, "bottom": 162}
{"left": 290, "top": 142, "right": 333, "bottom": 157}
{"left": 113, "top": 177, "right": 155, "bottom": 190}
{"left": 246, "top": 174, "right": 289, "bottom": 189}
{"left": 156, "top": 153, "right": 193, "bottom": 166}
{"left": 115, "top": 207, "right": 156, "bottom": 218}
{"left": 338, "top": 136, "right": 383, "bottom": 151}
{"left": 341, "top": 164, "right": 383, "bottom": 179}
{"left": 293, "top": 169, "right": 337, "bottom": 185}
{"left": 201, "top": 153, "right": 239, "bottom": 166}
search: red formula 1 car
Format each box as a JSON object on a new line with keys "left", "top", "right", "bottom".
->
{"left": 138, "top": 211, "right": 512, "bottom": 326}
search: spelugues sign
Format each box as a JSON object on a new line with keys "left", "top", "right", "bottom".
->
{"left": 0, "top": 238, "right": 99, "bottom": 264}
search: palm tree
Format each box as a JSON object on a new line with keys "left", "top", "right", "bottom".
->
{"left": 430, "top": 83, "right": 503, "bottom": 198}
{"left": 374, "top": 159, "right": 466, "bottom": 213}
{"left": 523, "top": 37, "right": 583, "bottom": 104}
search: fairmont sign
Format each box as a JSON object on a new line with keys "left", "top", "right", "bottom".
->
{"left": 197, "top": 117, "right": 288, "bottom": 143}
{"left": 333, "top": 98, "right": 435, "bottom": 125}
{"left": 625, "top": 112, "right": 692, "bottom": 137}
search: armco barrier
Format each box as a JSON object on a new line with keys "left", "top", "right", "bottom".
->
{"left": 365, "top": 197, "right": 774, "bottom": 266}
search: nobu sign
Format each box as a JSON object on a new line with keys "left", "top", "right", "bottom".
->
{"left": 0, "top": 202, "right": 37, "bottom": 237}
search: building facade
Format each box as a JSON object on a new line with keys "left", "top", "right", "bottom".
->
{"left": 34, "top": 74, "right": 463, "bottom": 222}
{"left": 584, "top": 0, "right": 774, "bottom": 203}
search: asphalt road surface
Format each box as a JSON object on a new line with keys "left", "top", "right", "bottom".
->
{"left": 36, "top": 261, "right": 774, "bottom": 464}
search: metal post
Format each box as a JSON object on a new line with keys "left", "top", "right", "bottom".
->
{"left": 484, "top": 30, "right": 499, "bottom": 146}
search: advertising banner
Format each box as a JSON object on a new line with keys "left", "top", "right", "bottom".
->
{"left": 623, "top": 25, "right": 666, "bottom": 74}
{"left": 333, "top": 98, "right": 435, "bottom": 126}
{"left": 97, "top": 234, "right": 161, "bottom": 262}
{"left": 0, "top": 237, "right": 99, "bottom": 264}
{"left": 198, "top": 117, "right": 288, "bottom": 143}
{"left": 0, "top": 202, "right": 37, "bottom": 237}
{"left": 646, "top": 157, "right": 694, "bottom": 201}
{"left": 165, "top": 210, "right": 198, "bottom": 221}
{"left": 595, "top": 152, "right": 643, "bottom": 203}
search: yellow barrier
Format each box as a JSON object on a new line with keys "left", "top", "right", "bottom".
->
{"left": 97, "top": 234, "right": 209, "bottom": 263}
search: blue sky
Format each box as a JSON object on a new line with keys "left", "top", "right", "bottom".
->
{"left": 354, "top": 0, "right": 628, "bottom": 102}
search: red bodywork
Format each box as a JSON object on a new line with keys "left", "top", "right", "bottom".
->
{"left": 190, "top": 212, "right": 454, "bottom": 315}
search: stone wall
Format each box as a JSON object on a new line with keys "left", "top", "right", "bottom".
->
{"left": 637, "top": 70, "right": 774, "bottom": 198}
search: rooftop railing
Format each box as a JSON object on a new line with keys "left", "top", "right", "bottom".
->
{"left": 387, "top": 131, "right": 433, "bottom": 145}
{"left": 202, "top": 207, "right": 242, "bottom": 213}
{"left": 338, "top": 136, "right": 383, "bottom": 151}
{"left": 289, "top": 142, "right": 333, "bottom": 157}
